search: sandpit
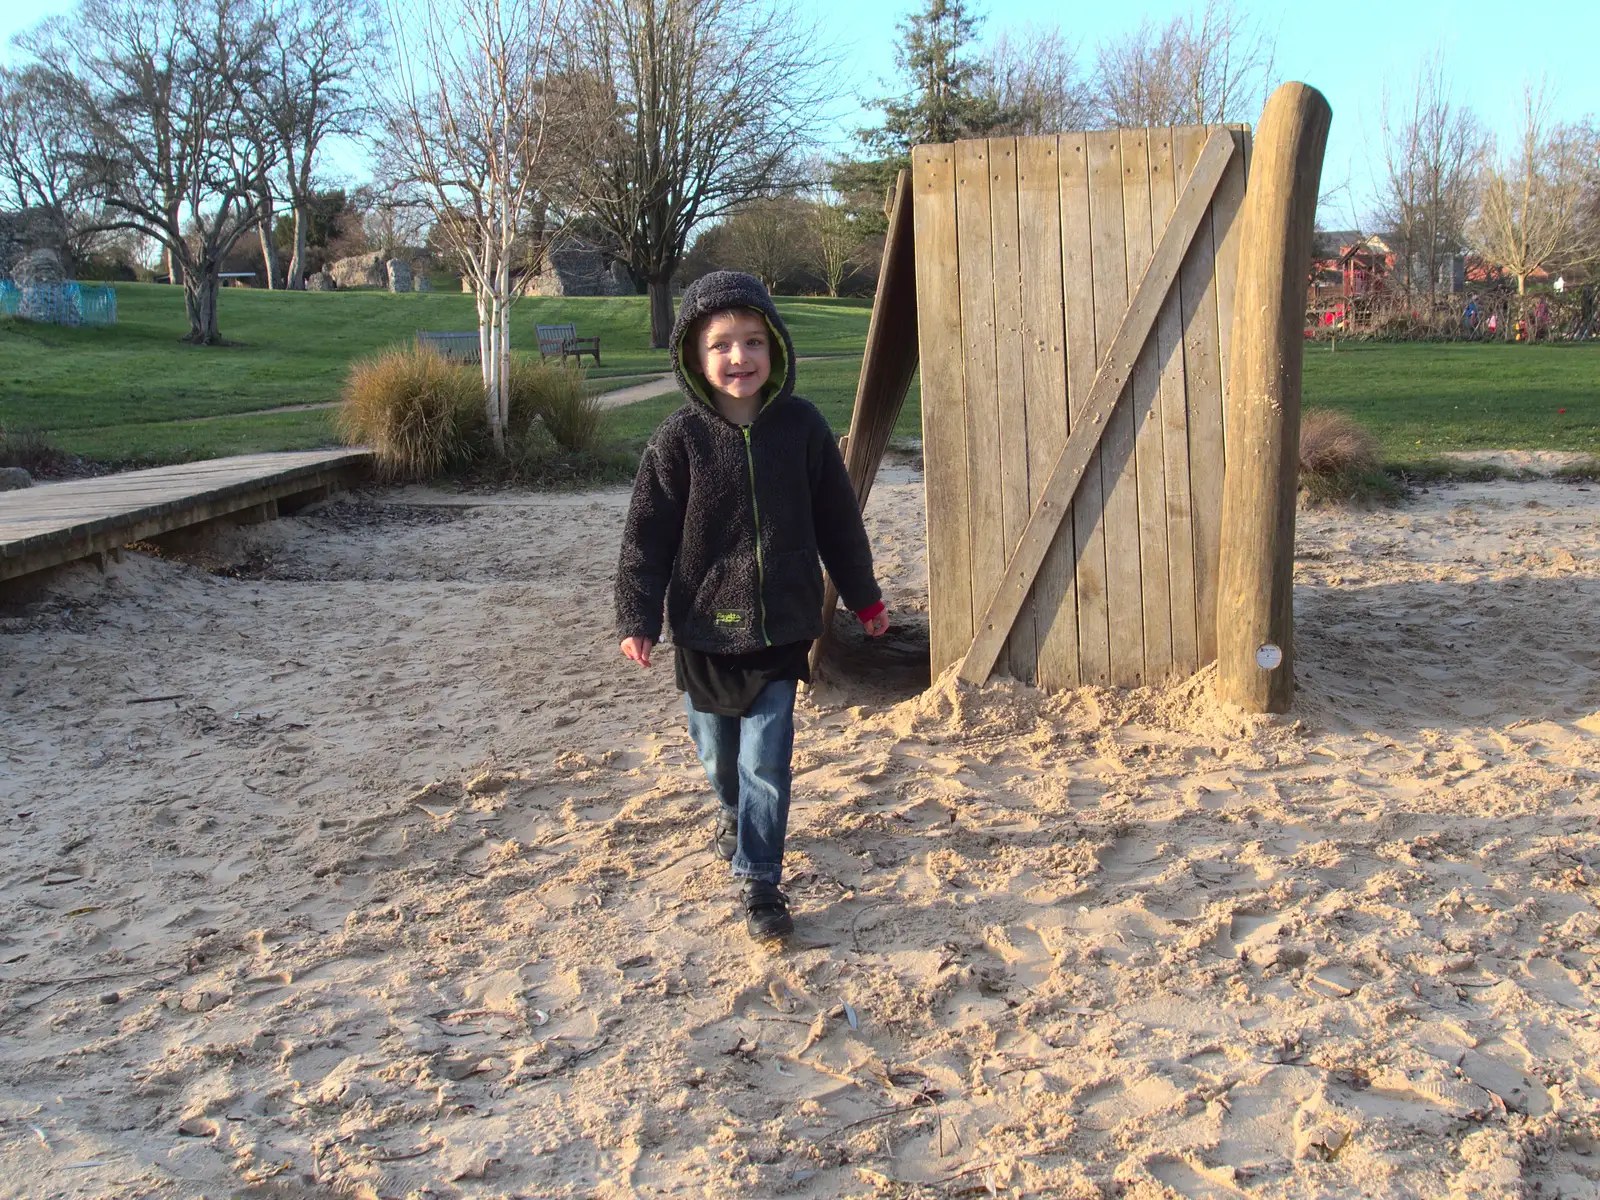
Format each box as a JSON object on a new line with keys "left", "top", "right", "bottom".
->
{"left": 2, "top": 467, "right": 1598, "bottom": 1199}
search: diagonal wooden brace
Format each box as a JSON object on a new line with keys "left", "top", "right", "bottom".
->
{"left": 957, "top": 127, "right": 1238, "bottom": 686}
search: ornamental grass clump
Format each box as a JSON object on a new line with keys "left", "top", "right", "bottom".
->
{"left": 507, "top": 357, "right": 602, "bottom": 452}
{"left": 1298, "top": 409, "right": 1398, "bottom": 505}
{"left": 337, "top": 346, "right": 482, "bottom": 478}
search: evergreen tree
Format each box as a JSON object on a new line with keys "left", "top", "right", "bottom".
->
{"left": 865, "top": 0, "right": 1002, "bottom": 157}
{"left": 843, "top": 0, "right": 1008, "bottom": 226}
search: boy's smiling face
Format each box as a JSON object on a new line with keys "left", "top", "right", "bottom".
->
{"left": 696, "top": 310, "right": 771, "bottom": 406}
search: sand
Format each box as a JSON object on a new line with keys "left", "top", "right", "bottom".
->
{"left": 2, "top": 465, "right": 1599, "bottom": 1199}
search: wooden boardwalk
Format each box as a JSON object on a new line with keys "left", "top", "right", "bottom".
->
{"left": 0, "top": 449, "right": 370, "bottom": 583}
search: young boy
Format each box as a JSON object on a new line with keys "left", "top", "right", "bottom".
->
{"left": 615, "top": 271, "right": 889, "bottom": 942}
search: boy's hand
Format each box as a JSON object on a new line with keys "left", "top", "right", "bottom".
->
{"left": 862, "top": 609, "right": 890, "bottom": 638}
{"left": 620, "top": 636, "right": 654, "bottom": 668}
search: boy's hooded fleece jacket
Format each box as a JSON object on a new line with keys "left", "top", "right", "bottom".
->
{"left": 614, "top": 271, "right": 881, "bottom": 653}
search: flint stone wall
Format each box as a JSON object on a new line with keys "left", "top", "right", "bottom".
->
{"left": 329, "top": 254, "right": 387, "bottom": 289}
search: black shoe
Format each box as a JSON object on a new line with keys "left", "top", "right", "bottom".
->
{"left": 741, "top": 880, "right": 794, "bottom": 942}
{"left": 713, "top": 808, "right": 738, "bottom": 861}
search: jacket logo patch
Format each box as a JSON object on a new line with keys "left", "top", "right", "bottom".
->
{"left": 713, "top": 610, "right": 745, "bottom": 626}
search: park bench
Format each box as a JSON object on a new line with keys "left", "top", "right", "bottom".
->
{"left": 415, "top": 330, "right": 482, "bottom": 365}
{"left": 536, "top": 322, "right": 601, "bottom": 365}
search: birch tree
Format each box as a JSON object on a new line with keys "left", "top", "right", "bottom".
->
{"left": 1473, "top": 85, "right": 1596, "bottom": 295}
{"left": 378, "top": 0, "right": 568, "bottom": 453}
{"left": 564, "top": 0, "right": 837, "bottom": 348}
{"left": 20, "top": 0, "right": 274, "bottom": 343}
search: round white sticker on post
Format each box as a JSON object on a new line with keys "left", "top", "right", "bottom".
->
{"left": 1256, "top": 643, "right": 1283, "bottom": 670}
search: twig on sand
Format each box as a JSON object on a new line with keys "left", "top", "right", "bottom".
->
{"left": 828, "top": 1094, "right": 935, "bottom": 1139}
{"left": 127, "top": 695, "right": 187, "bottom": 705}
{"left": 849, "top": 900, "right": 883, "bottom": 954}
{"left": 641, "top": 847, "right": 701, "bottom": 879}
{"left": 933, "top": 1144, "right": 1071, "bottom": 1186}
{"left": 373, "top": 1139, "right": 441, "bottom": 1163}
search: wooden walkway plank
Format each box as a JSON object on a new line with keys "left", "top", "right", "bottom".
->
{"left": 1152, "top": 128, "right": 1199, "bottom": 677}
{"left": 1061, "top": 132, "right": 1108, "bottom": 686}
{"left": 954, "top": 139, "right": 1005, "bottom": 646}
{"left": 1121, "top": 127, "right": 1174, "bottom": 684}
{"left": 1019, "top": 134, "right": 1080, "bottom": 690}
{"left": 1087, "top": 130, "right": 1144, "bottom": 687}
{"left": 1175, "top": 125, "right": 1227, "bottom": 667}
{"left": 987, "top": 137, "right": 1035, "bottom": 680}
{"left": 913, "top": 144, "right": 973, "bottom": 678}
{"left": 957, "top": 129, "right": 1236, "bottom": 687}
{"left": 0, "top": 450, "right": 368, "bottom": 582}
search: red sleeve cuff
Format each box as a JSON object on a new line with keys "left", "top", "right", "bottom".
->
{"left": 854, "top": 600, "right": 885, "bottom": 624}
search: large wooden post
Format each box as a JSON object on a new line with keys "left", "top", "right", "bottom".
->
{"left": 1216, "top": 83, "right": 1331, "bottom": 713}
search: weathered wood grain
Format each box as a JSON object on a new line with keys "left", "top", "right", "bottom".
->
{"left": 1061, "top": 131, "right": 1108, "bottom": 687}
{"left": 1018, "top": 135, "right": 1079, "bottom": 689}
{"left": 1216, "top": 84, "right": 1331, "bottom": 713}
{"left": 987, "top": 137, "right": 1036, "bottom": 680}
{"left": 957, "top": 128, "right": 1236, "bottom": 687}
{"left": 1122, "top": 127, "right": 1174, "bottom": 683}
{"left": 913, "top": 144, "right": 973, "bottom": 677}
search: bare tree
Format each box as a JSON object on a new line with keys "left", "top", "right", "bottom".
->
{"left": 1376, "top": 49, "right": 1483, "bottom": 306}
{"left": 1094, "top": 20, "right": 1181, "bottom": 128}
{"left": 1094, "top": 0, "right": 1275, "bottom": 127}
{"left": 1473, "top": 84, "right": 1597, "bottom": 295}
{"left": 720, "top": 196, "right": 807, "bottom": 292}
{"left": 21, "top": 0, "right": 275, "bottom": 344}
{"left": 360, "top": 186, "right": 431, "bottom": 257}
{"left": 976, "top": 25, "right": 1094, "bottom": 135}
{"left": 378, "top": 0, "right": 568, "bottom": 453}
{"left": 0, "top": 66, "right": 107, "bottom": 271}
{"left": 563, "top": 0, "right": 838, "bottom": 348}
{"left": 808, "top": 193, "right": 860, "bottom": 298}
{"left": 253, "top": 0, "right": 381, "bottom": 289}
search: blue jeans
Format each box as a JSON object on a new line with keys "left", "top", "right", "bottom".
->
{"left": 684, "top": 680, "right": 797, "bottom": 886}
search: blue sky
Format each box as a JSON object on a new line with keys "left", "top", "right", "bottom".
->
{"left": 5, "top": 0, "right": 1597, "bottom": 226}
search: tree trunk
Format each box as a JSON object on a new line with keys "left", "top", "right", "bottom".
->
{"left": 165, "top": 204, "right": 183, "bottom": 285}
{"left": 1517, "top": 273, "right": 1527, "bottom": 296}
{"left": 257, "top": 211, "right": 282, "bottom": 290}
{"left": 287, "top": 204, "right": 310, "bottom": 290}
{"left": 183, "top": 269, "right": 222, "bottom": 344}
{"left": 498, "top": 270, "right": 511, "bottom": 438}
{"left": 476, "top": 277, "right": 504, "bottom": 455}
{"left": 648, "top": 276, "right": 675, "bottom": 349}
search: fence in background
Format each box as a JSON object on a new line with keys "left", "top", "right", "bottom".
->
{"left": 0, "top": 281, "right": 118, "bottom": 326}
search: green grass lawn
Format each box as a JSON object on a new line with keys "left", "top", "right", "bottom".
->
{"left": 1302, "top": 340, "right": 1600, "bottom": 459}
{"left": 0, "top": 283, "right": 875, "bottom": 463}
{"left": 0, "top": 281, "right": 1593, "bottom": 468}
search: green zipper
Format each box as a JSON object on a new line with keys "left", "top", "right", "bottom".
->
{"left": 741, "top": 425, "right": 771, "bottom": 646}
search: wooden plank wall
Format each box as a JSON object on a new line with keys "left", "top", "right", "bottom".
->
{"left": 914, "top": 124, "right": 1251, "bottom": 689}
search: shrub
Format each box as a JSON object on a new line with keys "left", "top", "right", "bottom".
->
{"left": 0, "top": 426, "right": 73, "bottom": 477}
{"left": 1298, "top": 409, "right": 1397, "bottom": 505}
{"left": 1299, "top": 409, "right": 1379, "bottom": 477}
{"left": 336, "top": 345, "right": 483, "bottom": 478}
{"left": 506, "top": 356, "right": 602, "bottom": 452}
